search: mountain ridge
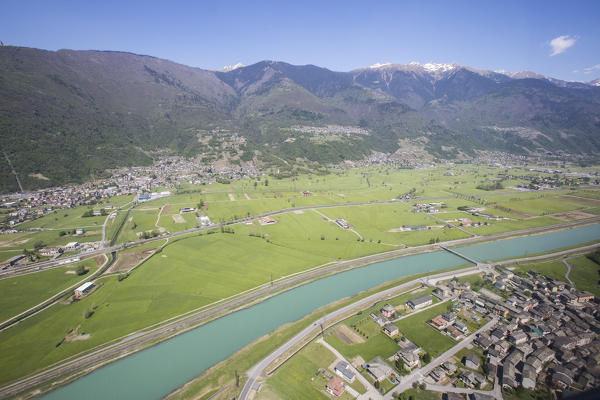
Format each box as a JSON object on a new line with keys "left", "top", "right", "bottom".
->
{"left": 1, "top": 45, "right": 599, "bottom": 192}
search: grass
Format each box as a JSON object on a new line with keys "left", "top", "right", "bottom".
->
{"left": 169, "top": 265, "right": 468, "bottom": 400}
{"left": 511, "top": 260, "right": 567, "bottom": 282}
{"left": 259, "top": 341, "right": 358, "bottom": 400}
{"left": 394, "top": 302, "right": 456, "bottom": 357}
{"left": 395, "top": 388, "right": 442, "bottom": 400}
{"left": 325, "top": 328, "right": 398, "bottom": 364}
{"left": 567, "top": 256, "right": 600, "bottom": 296}
{"left": 0, "top": 257, "right": 102, "bottom": 322}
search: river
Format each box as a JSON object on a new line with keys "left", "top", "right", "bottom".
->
{"left": 43, "top": 223, "right": 600, "bottom": 399}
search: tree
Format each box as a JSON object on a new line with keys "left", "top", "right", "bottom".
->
{"left": 422, "top": 352, "right": 431, "bottom": 363}
{"left": 76, "top": 265, "right": 87, "bottom": 276}
{"left": 395, "top": 358, "right": 404, "bottom": 371}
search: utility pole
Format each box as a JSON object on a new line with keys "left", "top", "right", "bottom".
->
{"left": 235, "top": 370, "right": 239, "bottom": 387}
{"left": 320, "top": 323, "right": 324, "bottom": 338}
{"left": 270, "top": 273, "right": 273, "bottom": 286}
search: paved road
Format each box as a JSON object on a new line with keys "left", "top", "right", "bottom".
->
{"left": 317, "top": 338, "right": 381, "bottom": 400}
{"left": 239, "top": 266, "right": 486, "bottom": 400}
{"left": 2, "top": 206, "right": 600, "bottom": 397}
{"left": 562, "top": 259, "right": 574, "bottom": 286}
{"left": 382, "top": 317, "right": 499, "bottom": 399}
{"left": 5, "top": 193, "right": 599, "bottom": 278}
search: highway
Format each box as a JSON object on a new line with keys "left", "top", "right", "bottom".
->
{"left": 4, "top": 197, "right": 599, "bottom": 279}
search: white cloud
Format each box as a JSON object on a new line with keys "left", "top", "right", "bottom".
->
{"left": 549, "top": 35, "right": 577, "bottom": 56}
{"left": 584, "top": 64, "right": 600, "bottom": 74}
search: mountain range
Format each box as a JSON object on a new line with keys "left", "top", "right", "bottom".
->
{"left": 1, "top": 45, "right": 600, "bottom": 192}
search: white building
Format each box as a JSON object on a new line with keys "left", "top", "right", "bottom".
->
{"left": 74, "top": 281, "right": 95, "bottom": 297}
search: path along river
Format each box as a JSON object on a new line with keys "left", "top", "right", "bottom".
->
{"left": 43, "top": 224, "right": 600, "bottom": 400}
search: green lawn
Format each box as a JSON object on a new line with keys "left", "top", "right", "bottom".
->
{"left": 395, "top": 388, "right": 442, "bottom": 400}
{"left": 567, "top": 256, "right": 600, "bottom": 296}
{"left": 0, "top": 258, "right": 102, "bottom": 322}
{"left": 394, "top": 302, "right": 456, "bottom": 357}
{"left": 511, "top": 260, "right": 567, "bottom": 282}
{"left": 260, "top": 341, "right": 360, "bottom": 400}
{"left": 0, "top": 232, "right": 340, "bottom": 385}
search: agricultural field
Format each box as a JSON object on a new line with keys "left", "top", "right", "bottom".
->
{"left": 0, "top": 229, "right": 102, "bottom": 262}
{"left": 258, "top": 341, "right": 363, "bottom": 400}
{"left": 0, "top": 257, "right": 103, "bottom": 322}
{"left": 566, "top": 256, "right": 600, "bottom": 296}
{"left": 394, "top": 302, "right": 456, "bottom": 357}
{"left": 510, "top": 260, "right": 567, "bottom": 282}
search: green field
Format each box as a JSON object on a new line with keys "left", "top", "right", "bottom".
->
{"left": 511, "top": 260, "right": 567, "bottom": 282}
{"left": 2, "top": 164, "right": 600, "bottom": 395}
{"left": 0, "top": 258, "right": 102, "bottom": 322}
{"left": 259, "top": 341, "right": 361, "bottom": 400}
{"left": 567, "top": 256, "right": 600, "bottom": 296}
{"left": 394, "top": 302, "right": 456, "bottom": 357}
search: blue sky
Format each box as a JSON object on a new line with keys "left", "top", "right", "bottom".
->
{"left": 2, "top": 0, "right": 599, "bottom": 81}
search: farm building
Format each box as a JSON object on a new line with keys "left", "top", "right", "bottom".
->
{"left": 74, "top": 281, "right": 95, "bottom": 298}
{"left": 406, "top": 294, "right": 433, "bottom": 310}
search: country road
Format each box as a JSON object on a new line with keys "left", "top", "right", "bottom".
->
{"left": 5, "top": 189, "right": 597, "bottom": 279}
{"left": 1, "top": 202, "right": 599, "bottom": 398}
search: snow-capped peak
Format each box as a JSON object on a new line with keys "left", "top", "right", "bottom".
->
{"left": 422, "top": 62, "right": 457, "bottom": 73}
{"left": 368, "top": 62, "right": 392, "bottom": 69}
{"left": 222, "top": 62, "right": 245, "bottom": 72}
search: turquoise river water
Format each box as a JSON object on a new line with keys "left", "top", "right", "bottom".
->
{"left": 43, "top": 224, "right": 600, "bottom": 399}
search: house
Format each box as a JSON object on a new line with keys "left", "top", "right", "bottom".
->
{"left": 446, "top": 392, "right": 465, "bottom": 400}
{"left": 522, "top": 364, "right": 537, "bottom": 389}
{"left": 261, "top": 216, "right": 277, "bottom": 225}
{"left": 441, "top": 312, "right": 457, "bottom": 324}
{"left": 371, "top": 314, "right": 389, "bottom": 327}
{"left": 326, "top": 376, "right": 345, "bottom": 397}
{"left": 453, "top": 320, "right": 468, "bottom": 334}
{"left": 179, "top": 207, "right": 196, "bottom": 213}
{"left": 39, "top": 247, "right": 63, "bottom": 257}
{"left": 381, "top": 304, "right": 395, "bottom": 319}
{"left": 442, "top": 361, "right": 457, "bottom": 375}
{"left": 75, "top": 228, "right": 85, "bottom": 235}
{"left": 470, "top": 393, "right": 495, "bottom": 400}
{"left": 199, "top": 215, "right": 211, "bottom": 226}
{"left": 407, "top": 294, "right": 433, "bottom": 310}
{"left": 74, "top": 281, "right": 94, "bottom": 297}
{"left": 433, "top": 285, "right": 451, "bottom": 300}
{"left": 578, "top": 292, "right": 595, "bottom": 303}
{"left": 396, "top": 349, "right": 419, "bottom": 369}
{"left": 383, "top": 323, "right": 398, "bottom": 337}
{"left": 509, "top": 330, "right": 528, "bottom": 345}
{"left": 335, "top": 219, "right": 350, "bottom": 229}
{"left": 474, "top": 334, "right": 492, "bottom": 350}
{"left": 64, "top": 242, "right": 80, "bottom": 251}
{"left": 464, "top": 354, "right": 480, "bottom": 370}
{"left": 502, "top": 362, "right": 518, "bottom": 389}
{"left": 551, "top": 365, "right": 573, "bottom": 390}
{"left": 446, "top": 325, "right": 463, "bottom": 340}
{"left": 459, "top": 370, "right": 485, "bottom": 388}
{"left": 367, "top": 362, "right": 392, "bottom": 382}
{"left": 431, "top": 316, "right": 449, "bottom": 330}
{"left": 334, "top": 361, "right": 355, "bottom": 383}
{"left": 429, "top": 367, "right": 446, "bottom": 383}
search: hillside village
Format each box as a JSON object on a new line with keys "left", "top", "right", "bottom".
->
{"left": 311, "top": 265, "right": 600, "bottom": 400}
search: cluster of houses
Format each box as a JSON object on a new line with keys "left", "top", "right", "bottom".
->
{"left": 412, "top": 203, "right": 445, "bottom": 213}
{"left": 453, "top": 268, "right": 600, "bottom": 395}
{"left": 334, "top": 219, "right": 350, "bottom": 229}
{"left": 1, "top": 155, "right": 261, "bottom": 231}
{"left": 430, "top": 311, "right": 469, "bottom": 340}
{"left": 325, "top": 360, "right": 356, "bottom": 397}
